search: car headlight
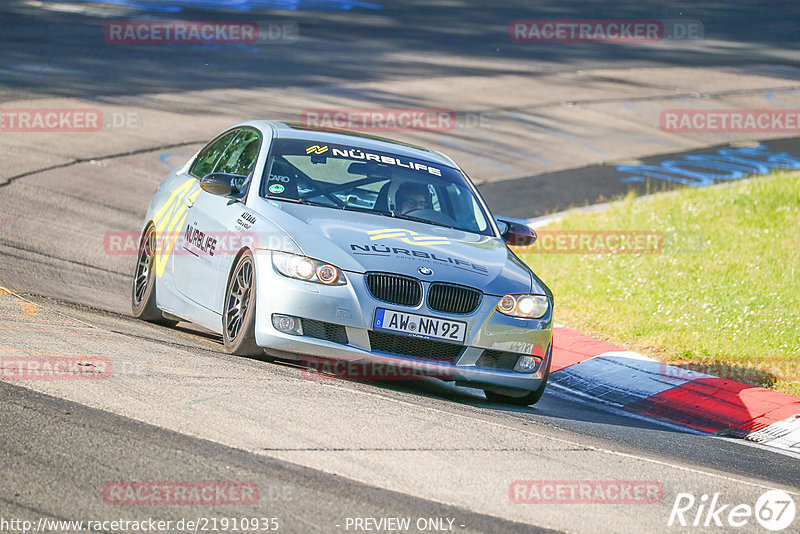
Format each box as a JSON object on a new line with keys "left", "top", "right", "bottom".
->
{"left": 272, "top": 251, "right": 346, "bottom": 285}
{"left": 496, "top": 294, "right": 549, "bottom": 319}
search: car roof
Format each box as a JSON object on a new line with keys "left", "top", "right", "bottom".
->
{"left": 237, "top": 120, "right": 459, "bottom": 169}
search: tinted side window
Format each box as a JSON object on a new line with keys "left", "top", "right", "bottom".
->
{"left": 189, "top": 130, "right": 238, "bottom": 179}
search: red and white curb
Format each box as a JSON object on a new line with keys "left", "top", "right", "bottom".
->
{"left": 549, "top": 325, "right": 800, "bottom": 452}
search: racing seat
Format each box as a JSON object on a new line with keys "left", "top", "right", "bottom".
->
{"left": 373, "top": 181, "right": 394, "bottom": 212}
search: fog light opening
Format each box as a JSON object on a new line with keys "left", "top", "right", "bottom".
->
{"left": 272, "top": 314, "right": 303, "bottom": 335}
{"left": 516, "top": 355, "right": 540, "bottom": 373}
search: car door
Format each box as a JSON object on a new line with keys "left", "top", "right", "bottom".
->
{"left": 173, "top": 128, "right": 262, "bottom": 312}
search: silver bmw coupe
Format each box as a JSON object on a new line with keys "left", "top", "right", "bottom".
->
{"left": 132, "top": 121, "right": 552, "bottom": 405}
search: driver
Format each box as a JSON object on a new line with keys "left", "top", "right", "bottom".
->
{"left": 394, "top": 182, "right": 431, "bottom": 215}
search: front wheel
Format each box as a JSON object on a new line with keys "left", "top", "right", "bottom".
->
{"left": 131, "top": 223, "right": 177, "bottom": 326}
{"left": 483, "top": 383, "right": 547, "bottom": 406}
{"left": 223, "top": 250, "right": 261, "bottom": 356}
{"left": 484, "top": 355, "right": 551, "bottom": 406}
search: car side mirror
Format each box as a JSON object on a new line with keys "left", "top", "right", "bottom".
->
{"left": 498, "top": 219, "right": 537, "bottom": 247}
{"left": 199, "top": 172, "right": 245, "bottom": 196}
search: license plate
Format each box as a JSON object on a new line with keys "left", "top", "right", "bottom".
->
{"left": 373, "top": 308, "right": 466, "bottom": 343}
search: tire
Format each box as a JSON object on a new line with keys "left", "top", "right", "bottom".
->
{"left": 222, "top": 250, "right": 261, "bottom": 356}
{"left": 483, "top": 354, "right": 551, "bottom": 406}
{"left": 131, "top": 223, "right": 177, "bottom": 326}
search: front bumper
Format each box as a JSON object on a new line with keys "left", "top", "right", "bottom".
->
{"left": 252, "top": 250, "right": 553, "bottom": 392}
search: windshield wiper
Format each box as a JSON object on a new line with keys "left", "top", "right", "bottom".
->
{"left": 298, "top": 199, "right": 338, "bottom": 208}
{"left": 264, "top": 196, "right": 336, "bottom": 208}
{"left": 395, "top": 213, "right": 456, "bottom": 230}
{"left": 341, "top": 205, "right": 397, "bottom": 218}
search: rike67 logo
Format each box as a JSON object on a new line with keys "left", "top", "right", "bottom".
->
{"left": 668, "top": 490, "right": 796, "bottom": 531}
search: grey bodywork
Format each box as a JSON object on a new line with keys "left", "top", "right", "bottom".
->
{"left": 141, "top": 121, "right": 553, "bottom": 395}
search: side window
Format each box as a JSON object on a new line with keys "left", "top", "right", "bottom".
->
{"left": 215, "top": 130, "right": 261, "bottom": 177}
{"left": 189, "top": 130, "right": 239, "bottom": 179}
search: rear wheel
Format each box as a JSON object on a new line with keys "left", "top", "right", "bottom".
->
{"left": 131, "top": 223, "right": 177, "bottom": 326}
{"left": 223, "top": 250, "right": 261, "bottom": 355}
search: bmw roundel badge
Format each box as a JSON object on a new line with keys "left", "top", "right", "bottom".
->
{"left": 418, "top": 266, "right": 433, "bottom": 276}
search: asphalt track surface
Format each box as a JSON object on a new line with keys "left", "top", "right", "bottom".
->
{"left": 1, "top": 1, "right": 799, "bottom": 533}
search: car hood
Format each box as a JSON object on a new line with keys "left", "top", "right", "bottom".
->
{"left": 257, "top": 201, "right": 543, "bottom": 296}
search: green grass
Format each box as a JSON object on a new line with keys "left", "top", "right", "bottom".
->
{"left": 517, "top": 172, "right": 800, "bottom": 396}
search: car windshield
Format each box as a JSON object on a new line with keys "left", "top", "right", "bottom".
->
{"left": 259, "top": 138, "right": 494, "bottom": 236}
